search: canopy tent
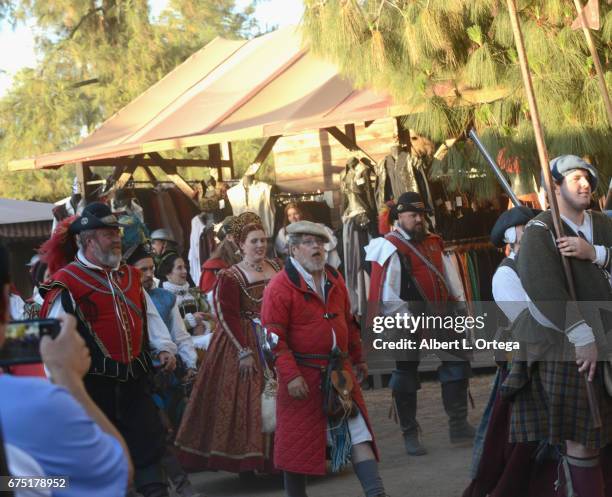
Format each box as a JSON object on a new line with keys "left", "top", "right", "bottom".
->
{"left": 0, "top": 198, "right": 53, "bottom": 240}
{"left": 9, "top": 26, "right": 508, "bottom": 198}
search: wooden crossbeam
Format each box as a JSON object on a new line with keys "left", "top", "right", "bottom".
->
{"left": 253, "top": 136, "right": 281, "bottom": 165}
{"left": 83, "top": 157, "right": 233, "bottom": 168}
{"left": 142, "top": 166, "right": 158, "bottom": 185}
{"left": 149, "top": 152, "right": 197, "bottom": 201}
{"left": 324, "top": 126, "right": 375, "bottom": 162}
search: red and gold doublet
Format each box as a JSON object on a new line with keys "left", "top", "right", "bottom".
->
{"left": 41, "top": 260, "right": 149, "bottom": 377}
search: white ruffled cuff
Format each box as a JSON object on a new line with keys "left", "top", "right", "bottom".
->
{"left": 185, "top": 313, "right": 197, "bottom": 329}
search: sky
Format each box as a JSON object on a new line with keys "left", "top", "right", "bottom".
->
{"left": 0, "top": 0, "right": 304, "bottom": 96}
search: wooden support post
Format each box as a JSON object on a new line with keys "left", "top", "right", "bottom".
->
{"left": 324, "top": 126, "right": 375, "bottom": 162}
{"left": 344, "top": 123, "right": 356, "bottom": 144}
{"left": 221, "top": 142, "right": 234, "bottom": 180}
{"left": 149, "top": 152, "right": 197, "bottom": 201}
{"left": 253, "top": 136, "right": 281, "bottom": 165}
{"left": 142, "top": 166, "right": 158, "bottom": 186}
{"left": 208, "top": 144, "right": 222, "bottom": 166}
{"left": 75, "top": 163, "right": 93, "bottom": 200}
{"left": 572, "top": 0, "right": 612, "bottom": 127}
{"left": 507, "top": 0, "right": 601, "bottom": 428}
{"left": 115, "top": 164, "right": 138, "bottom": 190}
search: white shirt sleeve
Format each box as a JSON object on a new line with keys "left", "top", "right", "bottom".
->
{"left": 168, "top": 304, "right": 197, "bottom": 369}
{"left": 275, "top": 228, "right": 288, "bottom": 256}
{"left": 442, "top": 253, "right": 466, "bottom": 302}
{"left": 492, "top": 266, "right": 529, "bottom": 323}
{"left": 381, "top": 253, "right": 411, "bottom": 316}
{"left": 47, "top": 295, "right": 69, "bottom": 318}
{"left": 593, "top": 245, "right": 607, "bottom": 267}
{"left": 9, "top": 294, "right": 26, "bottom": 320}
{"left": 144, "top": 292, "right": 177, "bottom": 356}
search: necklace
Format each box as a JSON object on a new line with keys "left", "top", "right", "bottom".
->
{"left": 243, "top": 259, "right": 264, "bottom": 272}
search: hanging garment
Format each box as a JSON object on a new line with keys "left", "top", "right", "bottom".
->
{"left": 156, "top": 190, "right": 185, "bottom": 255}
{"left": 342, "top": 217, "right": 371, "bottom": 316}
{"left": 188, "top": 215, "right": 206, "bottom": 284}
{"left": 226, "top": 178, "right": 276, "bottom": 236}
{"left": 167, "top": 187, "right": 201, "bottom": 259}
{"left": 340, "top": 157, "right": 378, "bottom": 229}
{"left": 375, "top": 149, "right": 436, "bottom": 227}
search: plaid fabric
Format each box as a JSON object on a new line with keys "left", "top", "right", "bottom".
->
{"left": 501, "top": 359, "right": 612, "bottom": 449}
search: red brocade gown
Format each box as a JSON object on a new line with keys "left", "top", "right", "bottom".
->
{"left": 175, "top": 261, "right": 280, "bottom": 473}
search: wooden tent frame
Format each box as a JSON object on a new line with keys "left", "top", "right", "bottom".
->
{"left": 76, "top": 119, "right": 411, "bottom": 202}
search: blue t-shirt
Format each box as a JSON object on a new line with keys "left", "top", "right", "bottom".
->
{"left": 0, "top": 375, "right": 128, "bottom": 497}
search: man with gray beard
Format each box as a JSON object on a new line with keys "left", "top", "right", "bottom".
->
{"left": 40, "top": 202, "right": 170, "bottom": 497}
{"left": 262, "top": 221, "right": 387, "bottom": 497}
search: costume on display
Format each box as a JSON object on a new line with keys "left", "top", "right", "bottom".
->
{"left": 341, "top": 157, "right": 378, "bottom": 316}
{"left": 39, "top": 203, "right": 167, "bottom": 495}
{"left": 175, "top": 259, "right": 281, "bottom": 473}
{"left": 366, "top": 192, "right": 473, "bottom": 456}
{"left": 226, "top": 175, "right": 276, "bottom": 236}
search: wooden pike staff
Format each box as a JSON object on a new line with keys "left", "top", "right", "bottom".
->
{"left": 572, "top": 0, "right": 612, "bottom": 127}
{"left": 506, "top": 0, "right": 602, "bottom": 428}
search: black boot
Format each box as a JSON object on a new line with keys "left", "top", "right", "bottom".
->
{"left": 441, "top": 379, "right": 475, "bottom": 444}
{"left": 393, "top": 391, "right": 427, "bottom": 456}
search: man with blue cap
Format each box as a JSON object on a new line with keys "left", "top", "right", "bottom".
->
{"left": 501, "top": 155, "right": 612, "bottom": 497}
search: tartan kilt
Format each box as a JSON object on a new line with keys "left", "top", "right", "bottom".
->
{"left": 501, "top": 360, "right": 612, "bottom": 449}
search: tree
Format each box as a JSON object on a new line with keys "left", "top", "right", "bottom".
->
{"left": 302, "top": 0, "right": 612, "bottom": 197}
{"left": 0, "top": 0, "right": 258, "bottom": 201}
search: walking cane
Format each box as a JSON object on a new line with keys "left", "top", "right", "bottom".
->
{"left": 572, "top": 0, "right": 612, "bottom": 127}
{"left": 506, "top": 0, "right": 602, "bottom": 428}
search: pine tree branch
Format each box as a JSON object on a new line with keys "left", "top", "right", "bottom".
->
{"left": 67, "top": 6, "right": 104, "bottom": 40}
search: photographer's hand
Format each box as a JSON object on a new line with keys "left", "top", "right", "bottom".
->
{"left": 40, "top": 314, "right": 90, "bottom": 381}
{"left": 40, "top": 314, "right": 134, "bottom": 485}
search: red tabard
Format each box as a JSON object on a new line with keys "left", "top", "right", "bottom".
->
{"left": 368, "top": 232, "right": 449, "bottom": 319}
{"left": 43, "top": 262, "right": 145, "bottom": 363}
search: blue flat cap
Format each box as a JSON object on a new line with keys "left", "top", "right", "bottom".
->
{"left": 547, "top": 155, "right": 598, "bottom": 190}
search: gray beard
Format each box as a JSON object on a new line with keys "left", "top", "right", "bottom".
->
{"left": 92, "top": 244, "right": 121, "bottom": 269}
{"left": 300, "top": 257, "right": 325, "bottom": 273}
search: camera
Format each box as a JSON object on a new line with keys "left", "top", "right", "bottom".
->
{"left": 0, "top": 319, "right": 61, "bottom": 366}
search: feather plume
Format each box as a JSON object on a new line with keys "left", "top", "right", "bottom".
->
{"left": 38, "top": 216, "right": 78, "bottom": 275}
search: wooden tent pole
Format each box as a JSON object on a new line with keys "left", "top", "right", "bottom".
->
{"left": 572, "top": 0, "right": 612, "bottom": 127}
{"left": 506, "top": 0, "right": 601, "bottom": 427}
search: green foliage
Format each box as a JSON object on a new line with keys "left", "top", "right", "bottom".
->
{"left": 303, "top": 0, "right": 612, "bottom": 198}
{"left": 0, "top": 0, "right": 258, "bottom": 201}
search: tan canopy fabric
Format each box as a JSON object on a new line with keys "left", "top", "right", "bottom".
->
{"left": 10, "top": 26, "right": 507, "bottom": 171}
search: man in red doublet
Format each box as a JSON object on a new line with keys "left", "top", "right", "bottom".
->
{"left": 40, "top": 202, "right": 169, "bottom": 497}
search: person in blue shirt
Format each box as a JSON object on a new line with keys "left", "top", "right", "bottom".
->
{"left": 0, "top": 239, "right": 132, "bottom": 496}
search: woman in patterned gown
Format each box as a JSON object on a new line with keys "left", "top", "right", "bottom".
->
{"left": 175, "top": 213, "right": 281, "bottom": 473}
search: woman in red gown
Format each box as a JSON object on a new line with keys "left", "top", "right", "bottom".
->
{"left": 176, "top": 213, "right": 281, "bottom": 473}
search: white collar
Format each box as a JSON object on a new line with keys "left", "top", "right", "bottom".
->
{"left": 561, "top": 211, "right": 593, "bottom": 242}
{"left": 162, "top": 280, "right": 191, "bottom": 295}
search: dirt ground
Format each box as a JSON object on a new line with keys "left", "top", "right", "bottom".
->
{"left": 188, "top": 372, "right": 497, "bottom": 497}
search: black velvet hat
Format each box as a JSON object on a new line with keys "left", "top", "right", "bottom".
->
{"left": 69, "top": 202, "right": 126, "bottom": 234}
{"left": 396, "top": 192, "right": 432, "bottom": 214}
{"left": 490, "top": 206, "right": 541, "bottom": 247}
